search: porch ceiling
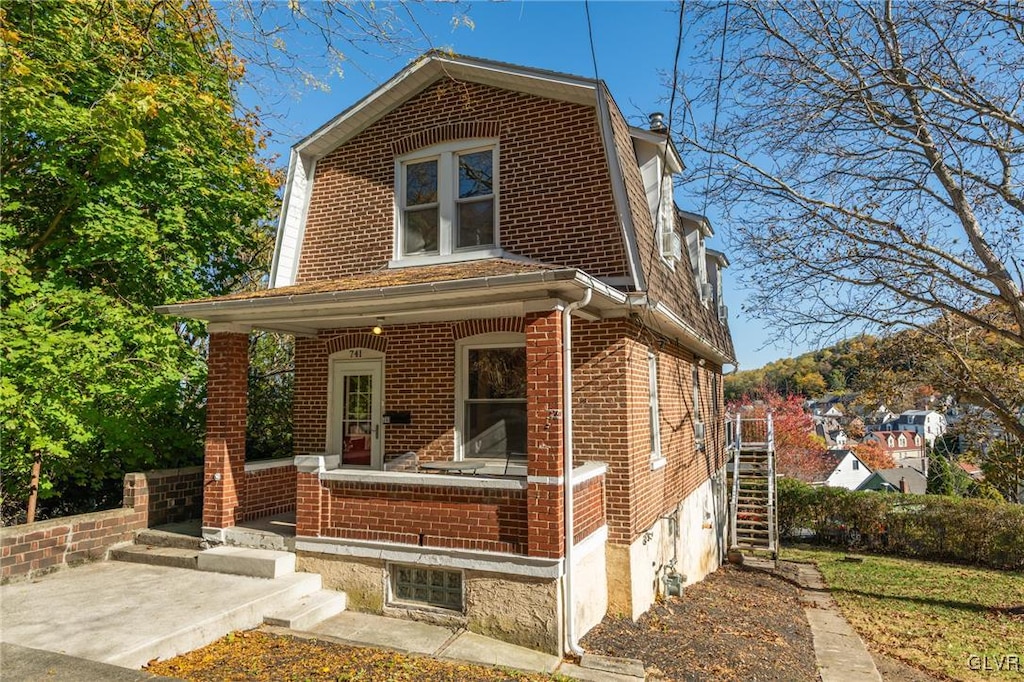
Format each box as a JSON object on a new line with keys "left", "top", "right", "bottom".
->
{"left": 156, "top": 265, "right": 629, "bottom": 336}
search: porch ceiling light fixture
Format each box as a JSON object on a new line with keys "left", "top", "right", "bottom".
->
{"left": 372, "top": 318, "right": 384, "bottom": 335}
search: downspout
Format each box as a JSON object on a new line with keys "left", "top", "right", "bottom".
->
{"left": 562, "top": 287, "right": 592, "bottom": 657}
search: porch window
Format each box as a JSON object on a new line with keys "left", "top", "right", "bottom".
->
{"left": 459, "top": 334, "right": 526, "bottom": 461}
{"left": 397, "top": 140, "right": 498, "bottom": 262}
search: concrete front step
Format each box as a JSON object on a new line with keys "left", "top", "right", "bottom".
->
{"left": 198, "top": 546, "right": 297, "bottom": 579}
{"left": 265, "top": 589, "right": 347, "bottom": 630}
{"left": 135, "top": 528, "right": 203, "bottom": 551}
{"left": 110, "top": 545, "right": 198, "bottom": 570}
{"left": 107, "top": 570, "right": 323, "bottom": 669}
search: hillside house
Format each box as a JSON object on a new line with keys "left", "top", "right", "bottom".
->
{"left": 863, "top": 430, "right": 926, "bottom": 462}
{"left": 858, "top": 467, "right": 927, "bottom": 494}
{"left": 882, "top": 410, "right": 947, "bottom": 446}
{"left": 797, "top": 449, "right": 872, "bottom": 490}
{"left": 159, "top": 53, "right": 735, "bottom": 655}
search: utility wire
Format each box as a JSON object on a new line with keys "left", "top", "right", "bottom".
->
{"left": 700, "top": 0, "right": 731, "bottom": 218}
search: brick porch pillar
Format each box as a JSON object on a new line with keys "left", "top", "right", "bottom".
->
{"left": 525, "top": 309, "right": 565, "bottom": 558}
{"left": 202, "top": 325, "right": 250, "bottom": 530}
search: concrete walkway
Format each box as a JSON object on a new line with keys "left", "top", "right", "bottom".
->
{"left": 0, "top": 560, "right": 320, "bottom": 670}
{"left": 278, "top": 610, "right": 644, "bottom": 681}
{"left": 774, "top": 560, "right": 883, "bottom": 682}
{"left": 0, "top": 560, "right": 643, "bottom": 681}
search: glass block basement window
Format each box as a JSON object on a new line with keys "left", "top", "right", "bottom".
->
{"left": 390, "top": 565, "right": 463, "bottom": 610}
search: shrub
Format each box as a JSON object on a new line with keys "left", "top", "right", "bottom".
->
{"left": 776, "top": 477, "right": 1024, "bottom": 570}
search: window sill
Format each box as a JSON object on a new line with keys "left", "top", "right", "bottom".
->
{"left": 650, "top": 456, "right": 668, "bottom": 471}
{"left": 319, "top": 468, "right": 527, "bottom": 490}
{"left": 389, "top": 248, "right": 508, "bottom": 269}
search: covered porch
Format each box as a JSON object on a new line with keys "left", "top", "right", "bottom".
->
{"left": 159, "top": 260, "right": 622, "bottom": 562}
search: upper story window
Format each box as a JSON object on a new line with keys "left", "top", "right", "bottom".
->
{"left": 396, "top": 140, "right": 499, "bottom": 264}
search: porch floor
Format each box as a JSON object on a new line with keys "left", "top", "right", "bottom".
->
{"left": 153, "top": 513, "right": 297, "bottom": 552}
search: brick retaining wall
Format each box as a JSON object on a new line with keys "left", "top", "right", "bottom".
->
{"left": 1, "top": 466, "right": 204, "bottom": 582}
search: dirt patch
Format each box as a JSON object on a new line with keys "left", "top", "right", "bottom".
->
{"left": 580, "top": 565, "right": 818, "bottom": 681}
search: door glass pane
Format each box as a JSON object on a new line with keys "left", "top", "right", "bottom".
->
{"left": 457, "top": 199, "right": 494, "bottom": 248}
{"left": 341, "top": 372, "right": 373, "bottom": 467}
{"left": 458, "top": 151, "right": 493, "bottom": 198}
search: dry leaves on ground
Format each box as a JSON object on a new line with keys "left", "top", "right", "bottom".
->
{"left": 146, "top": 630, "right": 559, "bottom": 682}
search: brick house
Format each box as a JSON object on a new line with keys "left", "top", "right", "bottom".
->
{"left": 159, "top": 53, "right": 735, "bottom": 655}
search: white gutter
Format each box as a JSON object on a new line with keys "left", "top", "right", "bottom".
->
{"left": 629, "top": 294, "right": 735, "bottom": 366}
{"left": 562, "top": 287, "right": 592, "bottom": 657}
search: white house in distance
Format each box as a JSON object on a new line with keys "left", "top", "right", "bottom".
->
{"left": 806, "top": 449, "right": 873, "bottom": 490}
{"left": 892, "top": 410, "right": 947, "bottom": 446}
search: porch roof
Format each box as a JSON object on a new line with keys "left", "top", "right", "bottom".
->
{"left": 156, "top": 258, "right": 630, "bottom": 336}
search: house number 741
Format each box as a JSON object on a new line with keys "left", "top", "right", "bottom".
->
{"left": 348, "top": 349, "right": 363, "bottom": 358}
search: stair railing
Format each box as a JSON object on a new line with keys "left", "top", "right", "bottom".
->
{"left": 729, "top": 413, "right": 742, "bottom": 549}
{"left": 766, "top": 412, "right": 778, "bottom": 555}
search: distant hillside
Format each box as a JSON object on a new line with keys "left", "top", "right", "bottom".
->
{"left": 724, "top": 334, "right": 939, "bottom": 414}
{"left": 726, "top": 335, "right": 880, "bottom": 399}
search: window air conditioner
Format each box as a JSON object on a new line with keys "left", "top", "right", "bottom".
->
{"left": 718, "top": 303, "right": 728, "bottom": 323}
{"left": 661, "top": 229, "right": 682, "bottom": 262}
{"left": 700, "top": 282, "right": 714, "bottom": 304}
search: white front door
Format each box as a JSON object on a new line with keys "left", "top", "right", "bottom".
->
{"left": 329, "top": 358, "right": 383, "bottom": 468}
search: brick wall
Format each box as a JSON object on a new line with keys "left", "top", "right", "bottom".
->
{"left": 295, "top": 79, "right": 629, "bottom": 283}
{"left": 242, "top": 462, "right": 296, "bottom": 522}
{"left": 1, "top": 466, "right": 206, "bottom": 582}
{"left": 295, "top": 323, "right": 456, "bottom": 461}
{"left": 319, "top": 481, "right": 528, "bottom": 555}
{"left": 572, "top": 473, "right": 606, "bottom": 545}
{"left": 123, "top": 466, "right": 203, "bottom": 528}
{"left": 204, "top": 331, "right": 249, "bottom": 529}
{"left": 293, "top": 314, "right": 726, "bottom": 553}
{"left": 0, "top": 508, "right": 142, "bottom": 582}
{"left": 571, "top": 318, "right": 727, "bottom": 546}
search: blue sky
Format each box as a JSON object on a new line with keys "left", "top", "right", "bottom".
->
{"left": 234, "top": 1, "right": 817, "bottom": 370}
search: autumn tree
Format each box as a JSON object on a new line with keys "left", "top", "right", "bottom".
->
{"left": 851, "top": 440, "right": 894, "bottom": 473}
{"left": 684, "top": 1, "right": 1024, "bottom": 441}
{"left": 730, "top": 390, "right": 828, "bottom": 481}
{"left": 0, "top": 0, "right": 278, "bottom": 521}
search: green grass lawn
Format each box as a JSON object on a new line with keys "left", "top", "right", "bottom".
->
{"left": 783, "top": 547, "right": 1024, "bottom": 681}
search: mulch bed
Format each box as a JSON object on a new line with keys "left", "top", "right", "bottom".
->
{"left": 581, "top": 565, "right": 818, "bottom": 681}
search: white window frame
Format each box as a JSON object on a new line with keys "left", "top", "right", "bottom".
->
{"left": 393, "top": 139, "right": 500, "bottom": 267}
{"left": 648, "top": 351, "right": 664, "bottom": 468}
{"left": 454, "top": 332, "right": 526, "bottom": 462}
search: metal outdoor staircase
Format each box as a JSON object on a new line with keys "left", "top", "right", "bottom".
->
{"left": 727, "top": 414, "right": 779, "bottom": 559}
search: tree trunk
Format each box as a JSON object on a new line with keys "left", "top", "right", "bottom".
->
{"left": 25, "top": 451, "right": 42, "bottom": 524}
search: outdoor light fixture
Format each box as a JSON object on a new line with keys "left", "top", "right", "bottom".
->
{"left": 372, "top": 318, "right": 384, "bottom": 335}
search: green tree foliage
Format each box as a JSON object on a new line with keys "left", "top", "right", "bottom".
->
{"left": 247, "top": 332, "right": 294, "bottom": 461}
{"left": 980, "top": 440, "right": 1024, "bottom": 504}
{"left": 0, "top": 1, "right": 278, "bottom": 519}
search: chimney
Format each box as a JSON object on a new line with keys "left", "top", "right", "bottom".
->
{"left": 899, "top": 477, "right": 909, "bottom": 494}
{"left": 648, "top": 112, "right": 668, "bottom": 133}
